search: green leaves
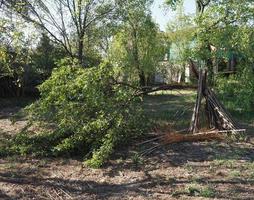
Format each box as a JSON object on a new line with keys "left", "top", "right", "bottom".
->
{"left": 166, "top": 3, "right": 195, "bottom": 68}
{"left": 216, "top": 68, "right": 254, "bottom": 112}
{"left": 109, "top": 6, "right": 166, "bottom": 86}
{"left": 194, "top": 0, "right": 254, "bottom": 61}
{"left": 20, "top": 61, "right": 146, "bottom": 167}
{"left": 165, "top": 0, "right": 182, "bottom": 10}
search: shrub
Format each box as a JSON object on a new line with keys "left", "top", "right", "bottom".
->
{"left": 215, "top": 67, "right": 254, "bottom": 112}
{"left": 9, "top": 62, "right": 147, "bottom": 167}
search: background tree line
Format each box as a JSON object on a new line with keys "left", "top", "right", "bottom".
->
{"left": 0, "top": 0, "right": 167, "bottom": 97}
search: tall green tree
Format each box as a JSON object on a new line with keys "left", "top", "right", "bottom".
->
{"left": 193, "top": 0, "right": 254, "bottom": 67}
{"left": 0, "top": 12, "right": 33, "bottom": 96}
{"left": 109, "top": 0, "right": 166, "bottom": 86}
{"left": 32, "top": 33, "right": 67, "bottom": 73}
{"left": 166, "top": 0, "right": 211, "bottom": 13}
{"left": 166, "top": 2, "right": 195, "bottom": 79}
{"left": 166, "top": 0, "right": 254, "bottom": 81}
{"left": 33, "top": 33, "right": 56, "bottom": 74}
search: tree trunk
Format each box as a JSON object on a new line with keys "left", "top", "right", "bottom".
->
{"left": 78, "top": 37, "right": 84, "bottom": 66}
{"left": 206, "top": 44, "right": 214, "bottom": 85}
{"left": 139, "top": 70, "right": 146, "bottom": 87}
{"left": 131, "top": 26, "right": 145, "bottom": 87}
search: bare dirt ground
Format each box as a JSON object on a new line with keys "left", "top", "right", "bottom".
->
{"left": 1, "top": 94, "right": 254, "bottom": 200}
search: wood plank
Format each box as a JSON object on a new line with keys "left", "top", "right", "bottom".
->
{"left": 190, "top": 70, "right": 203, "bottom": 133}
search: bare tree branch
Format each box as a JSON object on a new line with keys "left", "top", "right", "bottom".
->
{"left": 1, "top": 0, "right": 120, "bottom": 65}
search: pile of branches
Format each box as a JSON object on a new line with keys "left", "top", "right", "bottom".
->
{"left": 188, "top": 60, "right": 239, "bottom": 133}
{"left": 141, "top": 60, "right": 245, "bottom": 154}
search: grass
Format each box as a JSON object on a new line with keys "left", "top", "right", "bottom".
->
{"left": 143, "top": 90, "right": 196, "bottom": 130}
{"left": 131, "top": 153, "right": 144, "bottom": 166}
{"left": 173, "top": 183, "right": 216, "bottom": 198}
{"left": 142, "top": 89, "right": 254, "bottom": 198}
{"left": 199, "top": 186, "right": 216, "bottom": 198}
{"left": 184, "top": 163, "right": 194, "bottom": 172}
{"left": 143, "top": 89, "right": 254, "bottom": 136}
{"left": 229, "top": 170, "right": 241, "bottom": 178}
{"left": 1, "top": 90, "right": 254, "bottom": 199}
{"left": 187, "top": 183, "right": 215, "bottom": 198}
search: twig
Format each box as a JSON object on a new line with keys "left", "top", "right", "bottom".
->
{"left": 140, "top": 144, "right": 162, "bottom": 156}
{"left": 58, "top": 187, "right": 73, "bottom": 199}
{"left": 53, "top": 188, "right": 64, "bottom": 200}
{"left": 46, "top": 190, "right": 55, "bottom": 200}
{"left": 140, "top": 129, "right": 189, "bottom": 145}
{"left": 137, "top": 135, "right": 164, "bottom": 145}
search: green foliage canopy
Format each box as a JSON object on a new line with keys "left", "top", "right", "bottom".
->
{"left": 109, "top": 2, "right": 166, "bottom": 86}
{"left": 10, "top": 61, "right": 146, "bottom": 168}
{"left": 166, "top": 2, "right": 195, "bottom": 71}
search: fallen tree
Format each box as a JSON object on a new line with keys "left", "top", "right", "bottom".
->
{"left": 3, "top": 62, "right": 148, "bottom": 168}
{"left": 138, "top": 84, "right": 196, "bottom": 95}
{"left": 3, "top": 60, "right": 245, "bottom": 166}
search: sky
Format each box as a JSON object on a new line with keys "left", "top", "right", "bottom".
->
{"left": 151, "top": 0, "right": 196, "bottom": 31}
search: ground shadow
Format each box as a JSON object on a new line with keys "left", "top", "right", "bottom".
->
{"left": 1, "top": 168, "right": 254, "bottom": 199}
{"left": 146, "top": 142, "right": 254, "bottom": 166}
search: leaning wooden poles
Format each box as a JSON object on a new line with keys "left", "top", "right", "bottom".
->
{"left": 161, "top": 60, "right": 244, "bottom": 146}
{"left": 141, "top": 60, "right": 245, "bottom": 152}
{"left": 189, "top": 60, "right": 239, "bottom": 134}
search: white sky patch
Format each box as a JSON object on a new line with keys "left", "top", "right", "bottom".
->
{"left": 151, "top": 0, "right": 196, "bottom": 31}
